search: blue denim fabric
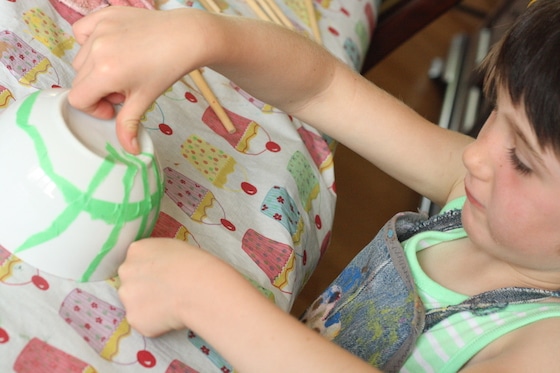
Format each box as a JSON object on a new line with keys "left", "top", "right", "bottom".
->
{"left": 300, "top": 208, "right": 560, "bottom": 372}
{"left": 300, "top": 210, "right": 436, "bottom": 372}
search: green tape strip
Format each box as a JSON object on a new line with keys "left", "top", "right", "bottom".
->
{"left": 14, "top": 91, "right": 163, "bottom": 281}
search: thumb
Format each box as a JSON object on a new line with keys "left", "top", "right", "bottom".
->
{"left": 117, "top": 117, "right": 141, "bottom": 155}
{"left": 115, "top": 103, "right": 147, "bottom": 155}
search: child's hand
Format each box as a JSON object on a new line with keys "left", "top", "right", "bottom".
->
{"left": 117, "top": 238, "right": 217, "bottom": 337}
{"left": 68, "top": 7, "right": 206, "bottom": 154}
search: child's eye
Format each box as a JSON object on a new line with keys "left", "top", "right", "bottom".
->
{"left": 508, "top": 148, "right": 532, "bottom": 175}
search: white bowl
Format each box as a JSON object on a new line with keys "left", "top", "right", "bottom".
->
{"left": 0, "top": 88, "right": 163, "bottom": 281}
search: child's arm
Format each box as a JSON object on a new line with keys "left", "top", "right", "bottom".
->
{"left": 69, "top": 7, "right": 470, "bottom": 206}
{"left": 118, "top": 238, "right": 380, "bottom": 373}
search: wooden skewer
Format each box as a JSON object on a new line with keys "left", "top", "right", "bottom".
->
{"left": 188, "top": 69, "right": 236, "bottom": 134}
{"left": 156, "top": 0, "right": 235, "bottom": 134}
{"left": 304, "top": 0, "right": 322, "bottom": 44}
{"left": 250, "top": 0, "right": 293, "bottom": 30}
{"left": 246, "top": 0, "right": 273, "bottom": 22}
{"left": 255, "top": 0, "right": 283, "bottom": 26}
{"left": 263, "top": 0, "right": 294, "bottom": 30}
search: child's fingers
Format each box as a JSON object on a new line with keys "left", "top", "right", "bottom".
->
{"left": 68, "top": 70, "right": 115, "bottom": 118}
{"left": 71, "top": 38, "right": 89, "bottom": 71}
{"left": 72, "top": 93, "right": 124, "bottom": 121}
{"left": 71, "top": 9, "right": 118, "bottom": 73}
{"left": 68, "top": 79, "right": 117, "bottom": 121}
{"left": 116, "top": 116, "right": 141, "bottom": 155}
{"left": 115, "top": 94, "right": 154, "bottom": 154}
{"left": 69, "top": 40, "right": 124, "bottom": 119}
{"left": 83, "top": 99, "right": 116, "bottom": 120}
{"left": 71, "top": 8, "right": 107, "bottom": 45}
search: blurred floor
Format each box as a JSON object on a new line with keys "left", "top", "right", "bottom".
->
{"left": 291, "top": 0, "right": 503, "bottom": 316}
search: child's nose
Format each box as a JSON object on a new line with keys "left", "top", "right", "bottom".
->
{"left": 462, "top": 138, "right": 492, "bottom": 182}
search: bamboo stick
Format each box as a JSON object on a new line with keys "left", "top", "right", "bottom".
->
{"left": 160, "top": 0, "right": 235, "bottom": 134}
{"left": 255, "top": 0, "right": 283, "bottom": 26}
{"left": 304, "top": 0, "right": 322, "bottom": 44}
{"left": 263, "top": 0, "right": 294, "bottom": 30}
{"left": 246, "top": 0, "right": 273, "bottom": 22}
{"left": 188, "top": 69, "right": 236, "bottom": 133}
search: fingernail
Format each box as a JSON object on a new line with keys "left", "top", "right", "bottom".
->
{"left": 131, "top": 137, "right": 140, "bottom": 155}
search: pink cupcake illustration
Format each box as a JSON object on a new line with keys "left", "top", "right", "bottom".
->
{"left": 242, "top": 229, "right": 296, "bottom": 293}
{"left": 13, "top": 338, "right": 97, "bottom": 373}
{"left": 164, "top": 167, "right": 235, "bottom": 231}
{"left": 165, "top": 359, "right": 200, "bottom": 373}
{"left": 297, "top": 126, "right": 334, "bottom": 172}
{"left": 201, "top": 106, "right": 280, "bottom": 155}
{"left": 151, "top": 211, "right": 199, "bottom": 244}
{"left": 0, "top": 30, "right": 60, "bottom": 87}
{"left": 59, "top": 288, "right": 157, "bottom": 368}
{"left": 48, "top": 0, "right": 85, "bottom": 25}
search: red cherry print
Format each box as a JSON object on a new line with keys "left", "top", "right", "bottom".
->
{"left": 158, "top": 123, "right": 173, "bottom": 135}
{"left": 184, "top": 92, "right": 198, "bottom": 103}
{"left": 51, "top": 84, "right": 61, "bottom": 88}
{"left": 328, "top": 27, "right": 340, "bottom": 36}
{"left": 314, "top": 215, "right": 322, "bottom": 229}
{"left": 0, "top": 328, "right": 9, "bottom": 343}
{"left": 340, "top": 7, "right": 350, "bottom": 16}
{"left": 265, "top": 141, "right": 281, "bottom": 152}
{"left": 31, "top": 275, "right": 49, "bottom": 290}
{"left": 220, "top": 219, "right": 236, "bottom": 231}
{"left": 241, "top": 182, "right": 257, "bottom": 195}
{"left": 137, "top": 350, "right": 156, "bottom": 368}
{"left": 302, "top": 250, "right": 307, "bottom": 266}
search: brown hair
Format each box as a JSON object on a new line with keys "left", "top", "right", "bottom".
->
{"left": 482, "top": 0, "right": 560, "bottom": 154}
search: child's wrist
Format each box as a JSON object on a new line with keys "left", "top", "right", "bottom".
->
{"left": 174, "top": 251, "right": 232, "bottom": 324}
{"left": 167, "top": 9, "right": 226, "bottom": 76}
{"left": 177, "top": 255, "right": 254, "bottom": 334}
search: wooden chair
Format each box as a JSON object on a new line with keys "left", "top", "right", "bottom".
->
{"left": 361, "top": 0, "right": 463, "bottom": 73}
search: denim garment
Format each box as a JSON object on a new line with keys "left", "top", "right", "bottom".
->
{"left": 300, "top": 208, "right": 560, "bottom": 372}
{"left": 300, "top": 210, "right": 442, "bottom": 372}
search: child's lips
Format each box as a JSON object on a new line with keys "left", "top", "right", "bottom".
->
{"left": 465, "top": 186, "right": 484, "bottom": 210}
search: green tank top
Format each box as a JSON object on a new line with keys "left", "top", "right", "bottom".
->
{"left": 401, "top": 197, "right": 560, "bottom": 372}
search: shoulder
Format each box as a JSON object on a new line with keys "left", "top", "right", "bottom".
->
{"left": 461, "top": 315, "right": 560, "bottom": 372}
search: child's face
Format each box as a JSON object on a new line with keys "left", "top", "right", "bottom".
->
{"left": 461, "top": 87, "right": 560, "bottom": 280}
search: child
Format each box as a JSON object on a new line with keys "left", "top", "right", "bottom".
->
{"left": 69, "top": 1, "right": 560, "bottom": 371}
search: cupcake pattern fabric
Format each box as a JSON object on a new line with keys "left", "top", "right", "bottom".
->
{"left": 0, "top": 0, "right": 377, "bottom": 371}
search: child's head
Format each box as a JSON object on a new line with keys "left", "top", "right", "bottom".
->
{"left": 482, "top": 0, "right": 560, "bottom": 155}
